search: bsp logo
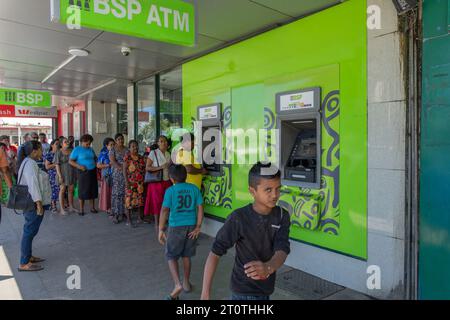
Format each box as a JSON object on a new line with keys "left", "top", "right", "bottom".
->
{"left": 68, "top": 0, "right": 91, "bottom": 11}
{"left": 3, "top": 91, "right": 45, "bottom": 105}
{"left": 16, "top": 93, "right": 45, "bottom": 105}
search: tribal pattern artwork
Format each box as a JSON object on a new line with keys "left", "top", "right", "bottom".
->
{"left": 276, "top": 90, "right": 341, "bottom": 235}
{"left": 201, "top": 106, "right": 233, "bottom": 209}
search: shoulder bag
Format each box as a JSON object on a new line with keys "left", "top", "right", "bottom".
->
{"left": 7, "top": 158, "right": 36, "bottom": 214}
{"left": 144, "top": 150, "right": 163, "bottom": 183}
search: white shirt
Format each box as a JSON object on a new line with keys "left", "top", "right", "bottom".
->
{"left": 148, "top": 149, "right": 171, "bottom": 181}
{"left": 18, "top": 157, "right": 52, "bottom": 206}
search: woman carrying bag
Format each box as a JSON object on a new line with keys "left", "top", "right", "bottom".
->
{"left": 16, "top": 141, "right": 51, "bottom": 272}
{"left": 144, "top": 135, "right": 172, "bottom": 232}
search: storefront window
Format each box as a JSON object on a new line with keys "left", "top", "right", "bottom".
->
{"left": 160, "top": 67, "right": 182, "bottom": 142}
{"left": 136, "top": 77, "right": 156, "bottom": 153}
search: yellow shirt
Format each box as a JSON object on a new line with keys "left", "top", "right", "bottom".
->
{"left": 176, "top": 148, "right": 203, "bottom": 190}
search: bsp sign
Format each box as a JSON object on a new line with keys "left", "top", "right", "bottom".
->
{"left": 0, "top": 88, "right": 51, "bottom": 108}
{"left": 51, "top": 0, "right": 196, "bottom": 47}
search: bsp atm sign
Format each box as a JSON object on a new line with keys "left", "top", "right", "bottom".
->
{"left": 0, "top": 88, "right": 51, "bottom": 108}
{"left": 52, "top": 0, "right": 196, "bottom": 47}
{"left": 0, "top": 88, "right": 55, "bottom": 118}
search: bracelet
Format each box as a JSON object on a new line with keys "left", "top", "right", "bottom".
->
{"left": 266, "top": 265, "right": 273, "bottom": 279}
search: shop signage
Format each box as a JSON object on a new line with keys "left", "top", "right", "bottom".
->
{"left": 0, "top": 88, "right": 51, "bottom": 108}
{"left": 279, "top": 90, "right": 316, "bottom": 112}
{"left": 0, "top": 105, "right": 57, "bottom": 118}
{"left": 52, "top": 0, "right": 195, "bottom": 47}
{"left": 199, "top": 104, "right": 219, "bottom": 120}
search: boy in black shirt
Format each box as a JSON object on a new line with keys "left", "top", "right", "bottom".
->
{"left": 201, "top": 162, "right": 291, "bottom": 300}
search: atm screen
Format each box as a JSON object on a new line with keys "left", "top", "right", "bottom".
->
{"left": 294, "top": 137, "right": 316, "bottom": 158}
{"left": 285, "top": 120, "right": 318, "bottom": 183}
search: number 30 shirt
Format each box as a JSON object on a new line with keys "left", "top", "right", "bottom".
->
{"left": 162, "top": 182, "right": 203, "bottom": 227}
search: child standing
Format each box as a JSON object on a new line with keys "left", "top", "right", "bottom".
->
{"left": 201, "top": 162, "right": 291, "bottom": 300}
{"left": 159, "top": 164, "right": 204, "bottom": 300}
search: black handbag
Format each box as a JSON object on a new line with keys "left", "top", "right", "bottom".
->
{"left": 144, "top": 150, "right": 163, "bottom": 183}
{"left": 7, "top": 158, "right": 36, "bottom": 214}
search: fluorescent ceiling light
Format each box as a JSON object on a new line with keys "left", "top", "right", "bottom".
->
{"left": 76, "top": 79, "right": 117, "bottom": 98}
{"left": 41, "top": 48, "right": 89, "bottom": 84}
{"left": 41, "top": 55, "right": 76, "bottom": 84}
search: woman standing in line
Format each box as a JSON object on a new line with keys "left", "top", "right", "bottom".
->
{"left": 55, "top": 137, "right": 77, "bottom": 215}
{"left": 17, "top": 141, "right": 52, "bottom": 272}
{"left": 69, "top": 134, "right": 98, "bottom": 216}
{"left": 97, "top": 137, "right": 115, "bottom": 216}
{"left": 44, "top": 139, "right": 60, "bottom": 213}
{"left": 144, "top": 135, "right": 172, "bottom": 232}
{"left": 110, "top": 133, "right": 128, "bottom": 224}
{"left": 123, "top": 140, "right": 146, "bottom": 227}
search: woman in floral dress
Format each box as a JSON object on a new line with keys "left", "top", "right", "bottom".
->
{"left": 109, "top": 133, "right": 128, "bottom": 224}
{"left": 123, "top": 140, "right": 146, "bottom": 227}
{"left": 44, "top": 140, "right": 60, "bottom": 213}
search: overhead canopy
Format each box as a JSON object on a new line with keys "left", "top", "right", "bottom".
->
{"left": 0, "top": 0, "right": 342, "bottom": 102}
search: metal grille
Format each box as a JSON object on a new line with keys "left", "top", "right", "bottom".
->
{"left": 275, "top": 269, "right": 344, "bottom": 300}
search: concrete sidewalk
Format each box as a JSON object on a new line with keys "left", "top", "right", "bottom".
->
{"left": 0, "top": 206, "right": 372, "bottom": 300}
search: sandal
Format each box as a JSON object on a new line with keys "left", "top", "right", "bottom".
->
{"left": 29, "top": 256, "right": 45, "bottom": 263}
{"left": 18, "top": 263, "right": 44, "bottom": 272}
{"left": 165, "top": 294, "right": 179, "bottom": 300}
{"left": 183, "top": 282, "right": 193, "bottom": 293}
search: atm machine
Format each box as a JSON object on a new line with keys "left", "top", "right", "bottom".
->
{"left": 276, "top": 87, "right": 321, "bottom": 189}
{"left": 197, "top": 103, "right": 223, "bottom": 176}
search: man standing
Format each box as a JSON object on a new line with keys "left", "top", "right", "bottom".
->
{"left": 39, "top": 133, "right": 50, "bottom": 156}
{"left": 175, "top": 133, "right": 208, "bottom": 191}
{"left": 17, "top": 133, "right": 32, "bottom": 172}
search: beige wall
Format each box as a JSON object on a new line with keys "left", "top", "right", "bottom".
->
{"left": 86, "top": 100, "right": 117, "bottom": 153}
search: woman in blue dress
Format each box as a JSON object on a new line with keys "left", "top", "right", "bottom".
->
{"left": 44, "top": 139, "right": 60, "bottom": 213}
{"left": 97, "top": 137, "right": 115, "bottom": 215}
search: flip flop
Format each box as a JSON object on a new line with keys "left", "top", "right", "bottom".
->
{"left": 18, "top": 264, "right": 44, "bottom": 272}
{"left": 183, "top": 282, "right": 193, "bottom": 293}
{"left": 165, "top": 295, "right": 179, "bottom": 300}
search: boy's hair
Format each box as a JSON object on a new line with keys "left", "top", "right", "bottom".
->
{"left": 169, "top": 164, "right": 187, "bottom": 183}
{"left": 248, "top": 162, "right": 281, "bottom": 189}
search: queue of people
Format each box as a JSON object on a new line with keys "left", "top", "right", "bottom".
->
{"left": 0, "top": 131, "right": 292, "bottom": 301}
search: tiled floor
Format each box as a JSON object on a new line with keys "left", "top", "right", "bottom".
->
{"left": 0, "top": 206, "right": 372, "bottom": 300}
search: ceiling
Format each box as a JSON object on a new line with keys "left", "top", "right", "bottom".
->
{"left": 0, "top": 0, "right": 342, "bottom": 104}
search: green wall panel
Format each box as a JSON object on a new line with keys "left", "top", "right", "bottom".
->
{"left": 419, "top": 0, "right": 450, "bottom": 300}
{"left": 182, "top": 0, "right": 367, "bottom": 259}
